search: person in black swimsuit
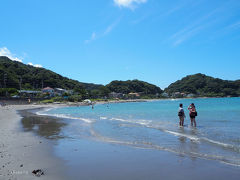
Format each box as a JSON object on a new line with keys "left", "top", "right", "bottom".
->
{"left": 188, "top": 103, "right": 197, "bottom": 127}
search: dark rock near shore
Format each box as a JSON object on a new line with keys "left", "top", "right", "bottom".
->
{"left": 32, "top": 169, "right": 44, "bottom": 177}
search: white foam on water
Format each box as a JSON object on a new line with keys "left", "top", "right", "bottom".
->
{"left": 36, "top": 108, "right": 93, "bottom": 123}
{"left": 110, "top": 117, "right": 132, "bottom": 123}
{"left": 202, "top": 138, "right": 233, "bottom": 148}
{"left": 189, "top": 151, "right": 240, "bottom": 167}
{"left": 100, "top": 116, "right": 108, "bottom": 120}
{"left": 101, "top": 116, "right": 240, "bottom": 153}
{"left": 201, "top": 137, "right": 240, "bottom": 152}
{"left": 89, "top": 127, "right": 240, "bottom": 167}
{"left": 36, "top": 107, "right": 54, "bottom": 115}
{"left": 109, "top": 117, "right": 201, "bottom": 142}
{"left": 110, "top": 117, "right": 152, "bottom": 126}
{"left": 164, "top": 130, "right": 200, "bottom": 141}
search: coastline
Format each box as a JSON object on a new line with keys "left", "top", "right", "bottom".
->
{"left": 1, "top": 99, "right": 240, "bottom": 180}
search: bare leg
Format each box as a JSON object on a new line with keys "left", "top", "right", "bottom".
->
{"left": 193, "top": 118, "right": 196, "bottom": 127}
{"left": 179, "top": 117, "right": 184, "bottom": 126}
{"left": 190, "top": 118, "right": 193, "bottom": 126}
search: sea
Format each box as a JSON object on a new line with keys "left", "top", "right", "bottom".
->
{"left": 37, "top": 97, "right": 240, "bottom": 167}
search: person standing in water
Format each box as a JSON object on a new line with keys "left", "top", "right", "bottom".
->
{"left": 178, "top": 103, "right": 186, "bottom": 127}
{"left": 188, "top": 103, "right": 197, "bottom": 127}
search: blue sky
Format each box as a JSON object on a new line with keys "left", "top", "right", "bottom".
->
{"left": 0, "top": 0, "right": 240, "bottom": 89}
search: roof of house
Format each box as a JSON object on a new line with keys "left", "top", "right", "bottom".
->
{"left": 128, "top": 92, "right": 140, "bottom": 96}
{"left": 19, "top": 90, "right": 41, "bottom": 94}
{"left": 42, "top": 87, "right": 53, "bottom": 90}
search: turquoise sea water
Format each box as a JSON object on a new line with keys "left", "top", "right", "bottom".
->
{"left": 39, "top": 97, "right": 240, "bottom": 166}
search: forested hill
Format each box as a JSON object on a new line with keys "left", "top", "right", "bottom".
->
{"left": 0, "top": 56, "right": 102, "bottom": 90}
{"left": 164, "top": 73, "right": 240, "bottom": 97}
{"left": 2, "top": 56, "right": 239, "bottom": 98}
{"left": 106, "top": 80, "right": 163, "bottom": 95}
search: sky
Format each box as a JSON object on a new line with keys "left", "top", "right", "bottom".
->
{"left": 0, "top": 0, "right": 240, "bottom": 89}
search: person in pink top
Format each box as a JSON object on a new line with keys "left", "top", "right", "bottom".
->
{"left": 188, "top": 103, "right": 197, "bottom": 127}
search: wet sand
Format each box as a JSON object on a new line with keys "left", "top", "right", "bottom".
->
{"left": 0, "top": 104, "right": 68, "bottom": 180}
{"left": 57, "top": 139, "right": 240, "bottom": 180}
{"left": 1, "top": 103, "right": 240, "bottom": 180}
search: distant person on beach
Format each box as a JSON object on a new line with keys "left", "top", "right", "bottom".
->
{"left": 0, "top": 101, "right": 6, "bottom": 107}
{"left": 178, "top": 103, "right": 185, "bottom": 127}
{"left": 188, "top": 103, "right": 197, "bottom": 127}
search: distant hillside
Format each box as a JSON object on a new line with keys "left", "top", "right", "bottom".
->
{"left": 164, "top": 73, "right": 240, "bottom": 97}
{"left": 0, "top": 56, "right": 102, "bottom": 90}
{"left": 106, "top": 80, "right": 163, "bottom": 95}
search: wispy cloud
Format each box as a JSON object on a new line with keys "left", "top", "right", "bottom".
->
{"left": 227, "top": 21, "right": 240, "bottom": 30}
{"left": 0, "top": 47, "right": 23, "bottom": 62}
{"left": 172, "top": 25, "right": 208, "bottom": 46}
{"left": 114, "top": 0, "right": 147, "bottom": 9}
{"left": 167, "top": 0, "right": 240, "bottom": 46}
{"left": 85, "top": 18, "right": 121, "bottom": 44}
{"left": 169, "top": 6, "right": 225, "bottom": 46}
{"left": 104, "top": 18, "right": 121, "bottom": 35}
{"left": 132, "top": 12, "right": 150, "bottom": 24}
{"left": 84, "top": 32, "right": 97, "bottom": 44}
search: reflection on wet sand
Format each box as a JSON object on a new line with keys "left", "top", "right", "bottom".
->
{"left": 19, "top": 110, "right": 67, "bottom": 140}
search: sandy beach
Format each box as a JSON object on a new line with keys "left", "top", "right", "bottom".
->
{"left": 0, "top": 104, "right": 68, "bottom": 180}
{"left": 1, "top": 101, "right": 240, "bottom": 180}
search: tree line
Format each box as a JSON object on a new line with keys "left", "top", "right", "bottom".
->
{"left": 0, "top": 56, "right": 162, "bottom": 99}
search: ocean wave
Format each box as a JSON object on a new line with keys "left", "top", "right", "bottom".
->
{"left": 90, "top": 127, "right": 240, "bottom": 167}
{"left": 108, "top": 116, "right": 240, "bottom": 152}
{"left": 36, "top": 110, "right": 94, "bottom": 123}
{"left": 109, "top": 117, "right": 200, "bottom": 141}
{"left": 37, "top": 109, "right": 240, "bottom": 157}
{"left": 201, "top": 138, "right": 240, "bottom": 153}
{"left": 100, "top": 116, "right": 108, "bottom": 120}
{"left": 110, "top": 117, "right": 152, "bottom": 126}
{"left": 36, "top": 107, "right": 54, "bottom": 115}
{"left": 163, "top": 130, "right": 200, "bottom": 141}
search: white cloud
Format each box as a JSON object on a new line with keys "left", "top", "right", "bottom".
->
{"left": 104, "top": 18, "right": 121, "bottom": 35}
{"left": 84, "top": 18, "right": 121, "bottom": 44}
{"left": 114, "top": 0, "right": 147, "bottom": 8}
{"left": 85, "top": 32, "right": 96, "bottom": 44}
{"left": 0, "top": 47, "right": 43, "bottom": 68}
{"left": 33, "top": 64, "right": 43, "bottom": 68}
{"left": 28, "top": 62, "right": 43, "bottom": 68}
{"left": 0, "top": 47, "right": 23, "bottom": 62}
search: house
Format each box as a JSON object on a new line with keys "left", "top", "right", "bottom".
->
{"left": 187, "top": 94, "right": 195, "bottom": 98}
{"left": 161, "top": 92, "right": 169, "bottom": 98}
{"left": 172, "top": 92, "right": 181, "bottom": 98}
{"left": 54, "top": 88, "right": 74, "bottom": 96}
{"left": 181, "top": 93, "right": 186, "bottom": 97}
{"left": 18, "top": 90, "right": 41, "bottom": 97}
{"left": 128, "top": 92, "right": 140, "bottom": 98}
{"left": 54, "top": 88, "right": 67, "bottom": 95}
{"left": 42, "top": 87, "right": 54, "bottom": 96}
{"left": 108, "top": 92, "right": 124, "bottom": 99}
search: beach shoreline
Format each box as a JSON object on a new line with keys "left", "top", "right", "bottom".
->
{"left": 0, "top": 104, "right": 69, "bottom": 180}
{"left": 1, "top": 100, "right": 240, "bottom": 180}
